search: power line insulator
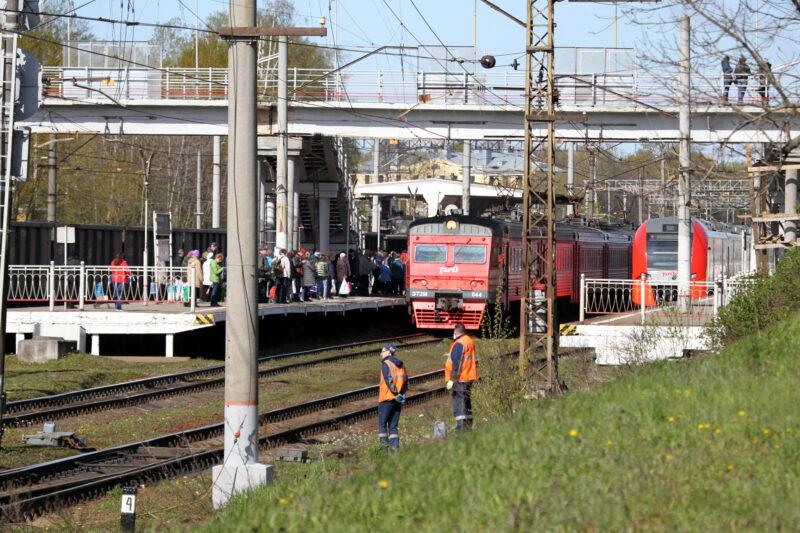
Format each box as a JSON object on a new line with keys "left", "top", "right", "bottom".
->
{"left": 480, "top": 55, "right": 496, "bottom": 69}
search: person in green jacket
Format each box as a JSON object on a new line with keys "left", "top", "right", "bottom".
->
{"left": 209, "top": 253, "right": 225, "bottom": 307}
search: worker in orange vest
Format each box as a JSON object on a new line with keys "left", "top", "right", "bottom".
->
{"left": 379, "top": 344, "right": 408, "bottom": 452}
{"left": 445, "top": 322, "right": 477, "bottom": 434}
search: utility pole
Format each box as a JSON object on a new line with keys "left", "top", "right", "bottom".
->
{"left": 566, "top": 141, "right": 574, "bottom": 217}
{"left": 637, "top": 167, "right": 644, "bottom": 226}
{"left": 462, "top": 140, "right": 471, "bottom": 215}
{"left": 586, "top": 147, "right": 595, "bottom": 221}
{"left": 47, "top": 135, "right": 56, "bottom": 260}
{"left": 215, "top": 12, "right": 325, "bottom": 508}
{"left": 677, "top": 15, "right": 692, "bottom": 313}
{"left": 196, "top": 150, "right": 202, "bottom": 229}
{"left": 212, "top": 135, "right": 221, "bottom": 227}
{"left": 275, "top": 35, "right": 288, "bottom": 250}
{"left": 520, "top": 0, "right": 558, "bottom": 389}
{"left": 372, "top": 139, "right": 379, "bottom": 233}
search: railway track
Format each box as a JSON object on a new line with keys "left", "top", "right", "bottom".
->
{"left": 4, "top": 334, "right": 439, "bottom": 428}
{"left": 0, "top": 368, "right": 450, "bottom": 521}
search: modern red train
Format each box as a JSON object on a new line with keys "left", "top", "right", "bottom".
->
{"left": 631, "top": 217, "right": 747, "bottom": 306}
{"left": 405, "top": 215, "right": 633, "bottom": 330}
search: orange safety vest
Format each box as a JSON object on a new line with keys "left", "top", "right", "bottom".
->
{"left": 379, "top": 358, "right": 408, "bottom": 402}
{"left": 446, "top": 334, "right": 477, "bottom": 382}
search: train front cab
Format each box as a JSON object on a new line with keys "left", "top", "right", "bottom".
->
{"left": 406, "top": 216, "right": 503, "bottom": 330}
{"left": 631, "top": 218, "right": 710, "bottom": 307}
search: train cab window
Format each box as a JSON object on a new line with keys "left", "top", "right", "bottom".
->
{"left": 646, "top": 238, "right": 680, "bottom": 270}
{"left": 414, "top": 244, "right": 447, "bottom": 263}
{"left": 454, "top": 245, "right": 486, "bottom": 264}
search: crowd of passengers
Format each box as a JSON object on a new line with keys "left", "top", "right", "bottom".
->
{"left": 256, "top": 247, "right": 406, "bottom": 303}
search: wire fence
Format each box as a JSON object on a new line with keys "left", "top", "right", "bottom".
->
{"left": 42, "top": 67, "right": 800, "bottom": 107}
{"left": 8, "top": 263, "right": 200, "bottom": 311}
{"left": 579, "top": 275, "right": 748, "bottom": 324}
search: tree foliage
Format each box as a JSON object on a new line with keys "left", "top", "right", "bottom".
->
{"left": 18, "top": 0, "right": 94, "bottom": 66}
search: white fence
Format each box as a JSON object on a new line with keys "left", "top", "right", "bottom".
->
{"left": 8, "top": 263, "right": 200, "bottom": 311}
{"left": 41, "top": 66, "right": 799, "bottom": 107}
{"left": 579, "top": 275, "right": 746, "bottom": 324}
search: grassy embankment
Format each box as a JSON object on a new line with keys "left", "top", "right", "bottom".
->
{"left": 200, "top": 316, "right": 800, "bottom": 531}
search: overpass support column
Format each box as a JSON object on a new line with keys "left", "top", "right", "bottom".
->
{"left": 91, "top": 335, "right": 100, "bottom": 356}
{"left": 372, "top": 139, "right": 380, "bottom": 233}
{"left": 785, "top": 169, "right": 797, "bottom": 244}
{"left": 275, "top": 36, "right": 289, "bottom": 250}
{"left": 566, "top": 142, "right": 574, "bottom": 217}
{"left": 462, "top": 141, "right": 471, "bottom": 215}
{"left": 165, "top": 334, "right": 174, "bottom": 358}
{"left": 319, "top": 197, "right": 330, "bottom": 252}
{"left": 212, "top": 135, "right": 222, "bottom": 228}
{"left": 287, "top": 155, "right": 296, "bottom": 249}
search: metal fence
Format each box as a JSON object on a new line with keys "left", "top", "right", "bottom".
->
{"left": 8, "top": 263, "right": 200, "bottom": 311}
{"left": 41, "top": 66, "right": 800, "bottom": 107}
{"left": 579, "top": 274, "right": 747, "bottom": 324}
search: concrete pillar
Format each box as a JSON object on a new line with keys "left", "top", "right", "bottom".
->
{"left": 212, "top": 135, "right": 222, "bottom": 228}
{"left": 258, "top": 163, "right": 266, "bottom": 247}
{"left": 566, "top": 141, "right": 574, "bottom": 217}
{"left": 196, "top": 150, "right": 202, "bottom": 229}
{"left": 91, "top": 334, "right": 100, "bottom": 356}
{"left": 275, "top": 35, "right": 289, "bottom": 250}
{"left": 677, "top": 15, "right": 692, "bottom": 312}
{"left": 372, "top": 139, "right": 380, "bottom": 232}
{"left": 319, "top": 197, "right": 330, "bottom": 252}
{"left": 785, "top": 169, "right": 797, "bottom": 243}
{"left": 15, "top": 333, "right": 24, "bottom": 354}
{"left": 47, "top": 135, "right": 56, "bottom": 224}
{"left": 423, "top": 192, "right": 440, "bottom": 217}
{"left": 462, "top": 141, "right": 471, "bottom": 215}
{"left": 165, "top": 334, "right": 174, "bottom": 358}
{"left": 293, "top": 191, "right": 300, "bottom": 250}
{"left": 287, "top": 155, "right": 296, "bottom": 249}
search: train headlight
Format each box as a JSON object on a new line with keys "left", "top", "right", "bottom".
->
{"left": 421, "top": 280, "right": 427, "bottom": 286}
{"left": 471, "top": 280, "right": 477, "bottom": 287}
{"left": 446, "top": 220, "right": 458, "bottom": 230}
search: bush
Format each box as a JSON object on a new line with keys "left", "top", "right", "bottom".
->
{"left": 707, "top": 247, "right": 800, "bottom": 348}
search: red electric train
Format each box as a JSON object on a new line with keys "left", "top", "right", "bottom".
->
{"left": 405, "top": 215, "right": 633, "bottom": 330}
{"left": 630, "top": 216, "right": 748, "bottom": 306}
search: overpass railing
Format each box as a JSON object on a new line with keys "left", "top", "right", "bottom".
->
{"left": 579, "top": 275, "right": 746, "bottom": 324}
{"left": 8, "top": 263, "right": 200, "bottom": 311}
{"left": 42, "top": 67, "right": 799, "bottom": 107}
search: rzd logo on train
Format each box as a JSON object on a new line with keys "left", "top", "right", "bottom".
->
{"left": 439, "top": 265, "right": 459, "bottom": 274}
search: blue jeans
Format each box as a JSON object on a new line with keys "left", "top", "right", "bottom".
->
{"left": 316, "top": 278, "right": 329, "bottom": 299}
{"left": 378, "top": 400, "right": 402, "bottom": 451}
{"left": 113, "top": 282, "right": 125, "bottom": 310}
{"left": 737, "top": 79, "right": 747, "bottom": 102}
{"left": 210, "top": 282, "right": 220, "bottom": 305}
{"left": 452, "top": 381, "right": 474, "bottom": 434}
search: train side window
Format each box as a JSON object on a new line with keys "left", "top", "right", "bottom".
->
{"left": 414, "top": 244, "right": 447, "bottom": 263}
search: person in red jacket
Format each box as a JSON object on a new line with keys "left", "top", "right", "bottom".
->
{"left": 110, "top": 252, "right": 130, "bottom": 311}
{"left": 378, "top": 344, "right": 408, "bottom": 452}
{"left": 445, "top": 322, "right": 477, "bottom": 434}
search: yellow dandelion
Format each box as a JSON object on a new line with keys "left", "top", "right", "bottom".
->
{"left": 605, "top": 440, "right": 613, "bottom": 446}
{"left": 753, "top": 439, "right": 758, "bottom": 444}
{"left": 704, "top": 424, "right": 710, "bottom": 429}
{"left": 279, "top": 498, "right": 287, "bottom": 504}
{"left": 676, "top": 389, "right": 682, "bottom": 394}
{"left": 569, "top": 429, "right": 578, "bottom": 437}
{"left": 379, "top": 480, "right": 389, "bottom": 489}
{"left": 739, "top": 410, "right": 746, "bottom": 417}
{"left": 697, "top": 424, "right": 705, "bottom": 429}
{"left": 787, "top": 428, "right": 792, "bottom": 433}
{"left": 668, "top": 417, "right": 675, "bottom": 422}
{"left": 763, "top": 429, "right": 770, "bottom": 435}
{"left": 727, "top": 464, "right": 734, "bottom": 470}
{"left": 290, "top": 493, "right": 295, "bottom": 499}
{"left": 345, "top": 490, "right": 352, "bottom": 495}
{"left": 774, "top": 444, "right": 780, "bottom": 449}
{"left": 685, "top": 389, "right": 691, "bottom": 395}
{"left": 715, "top": 428, "right": 721, "bottom": 434}
{"left": 665, "top": 454, "right": 674, "bottom": 460}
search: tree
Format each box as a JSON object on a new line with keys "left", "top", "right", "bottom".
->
{"left": 18, "top": 0, "right": 94, "bottom": 66}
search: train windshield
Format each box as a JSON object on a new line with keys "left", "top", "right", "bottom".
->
{"left": 453, "top": 245, "right": 486, "bottom": 264}
{"left": 646, "top": 236, "right": 678, "bottom": 270}
{"left": 414, "top": 244, "right": 447, "bottom": 263}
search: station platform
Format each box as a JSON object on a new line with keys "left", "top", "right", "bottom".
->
{"left": 560, "top": 305, "right": 714, "bottom": 365}
{"left": 6, "top": 296, "right": 407, "bottom": 357}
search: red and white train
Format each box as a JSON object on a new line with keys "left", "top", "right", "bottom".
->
{"left": 631, "top": 216, "right": 748, "bottom": 306}
{"left": 405, "top": 215, "right": 633, "bottom": 330}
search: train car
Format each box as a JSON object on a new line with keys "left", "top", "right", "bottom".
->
{"left": 406, "top": 215, "right": 632, "bottom": 330}
{"left": 631, "top": 216, "right": 746, "bottom": 306}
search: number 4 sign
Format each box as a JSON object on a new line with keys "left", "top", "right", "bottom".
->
{"left": 120, "top": 486, "right": 137, "bottom": 533}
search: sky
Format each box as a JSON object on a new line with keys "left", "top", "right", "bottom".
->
{"left": 73, "top": 0, "right": 651, "bottom": 71}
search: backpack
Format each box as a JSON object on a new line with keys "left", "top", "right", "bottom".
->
{"left": 316, "top": 259, "right": 329, "bottom": 278}
{"left": 272, "top": 259, "right": 284, "bottom": 276}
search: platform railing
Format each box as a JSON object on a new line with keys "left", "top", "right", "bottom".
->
{"left": 8, "top": 263, "right": 197, "bottom": 311}
{"left": 41, "top": 66, "right": 800, "bottom": 107}
{"left": 579, "top": 274, "right": 744, "bottom": 324}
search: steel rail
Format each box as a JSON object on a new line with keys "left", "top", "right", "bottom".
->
{"left": 4, "top": 334, "right": 433, "bottom": 426}
{"left": 0, "top": 368, "right": 451, "bottom": 520}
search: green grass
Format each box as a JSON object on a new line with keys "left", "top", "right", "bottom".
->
{"left": 197, "top": 317, "right": 800, "bottom": 532}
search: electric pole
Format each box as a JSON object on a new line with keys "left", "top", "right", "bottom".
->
{"left": 214, "top": 10, "right": 325, "bottom": 508}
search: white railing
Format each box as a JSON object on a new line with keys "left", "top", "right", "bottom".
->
{"left": 41, "top": 66, "right": 800, "bottom": 107}
{"left": 8, "top": 262, "right": 199, "bottom": 312}
{"left": 579, "top": 274, "right": 746, "bottom": 324}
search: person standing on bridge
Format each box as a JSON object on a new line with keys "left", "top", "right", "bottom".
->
{"left": 445, "top": 322, "right": 478, "bottom": 434}
{"left": 110, "top": 252, "right": 130, "bottom": 311}
{"left": 721, "top": 55, "right": 733, "bottom": 101}
{"left": 378, "top": 344, "right": 408, "bottom": 452}
{"left": 735, "top": 56, "right": 751, "bottom": 103}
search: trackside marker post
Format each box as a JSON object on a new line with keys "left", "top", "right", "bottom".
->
{"left": 120, "top": 486, "right": 136, "bottom": 533}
